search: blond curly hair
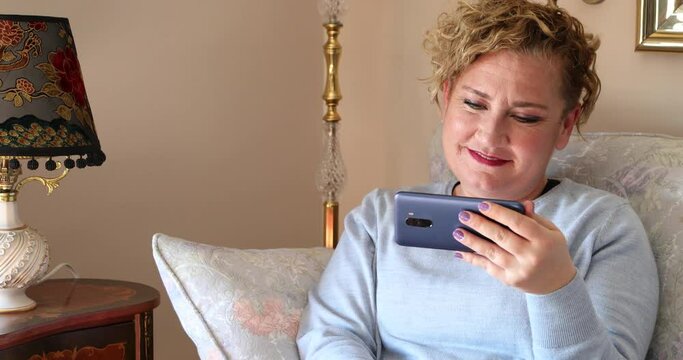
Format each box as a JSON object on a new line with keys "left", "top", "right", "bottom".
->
{"left": 424, "top": 0, "right": 601, "bottom": 128}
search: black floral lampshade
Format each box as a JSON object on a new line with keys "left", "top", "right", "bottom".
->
{"left": 0, "top": 15, "right": 104, "bottom": 170}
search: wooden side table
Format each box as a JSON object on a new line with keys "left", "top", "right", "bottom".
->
{"left": 0, "top": 278, "right": 160, "bottom": 360}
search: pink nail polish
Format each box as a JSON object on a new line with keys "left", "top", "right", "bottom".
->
{"left": 452, "top": 229, "right": 464, "bottom": 241}
{"left": 478, "top": 202, "right": 490, "bottom": 211}
{"left": 454, "top": 252, "right": 464, "bottom": 259}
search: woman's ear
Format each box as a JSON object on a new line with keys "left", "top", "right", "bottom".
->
{"left": 441, "top": 80, "right": 452, "bottom": 120}
{"left": 555, "top": 105, "right": 581, "bottom": 150}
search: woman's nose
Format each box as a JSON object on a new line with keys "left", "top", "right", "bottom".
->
{"left": 475, "top": 114, "right": 509, "bottom": 146}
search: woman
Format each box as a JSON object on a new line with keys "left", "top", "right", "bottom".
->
{"left": 297, "top": 0, "right": 658, "bottom": 358}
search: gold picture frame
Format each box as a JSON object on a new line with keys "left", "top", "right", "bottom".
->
{"left": 637, "top": 0, "right": 683, "bottom": 52}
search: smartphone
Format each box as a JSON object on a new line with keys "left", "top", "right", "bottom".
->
{"left": 394, "top": 191, "right": 525, "bottom": 252}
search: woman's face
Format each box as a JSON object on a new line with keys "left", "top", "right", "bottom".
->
{"left": 442, "top": 50, "right": 579, "bottom": 201}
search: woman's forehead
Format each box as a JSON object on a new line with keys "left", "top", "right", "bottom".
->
{"left": 452, "top": 51, "right": 566, "bottom": 106}
{"left": 458, "top": 51, "right": 562, "bottom": 86}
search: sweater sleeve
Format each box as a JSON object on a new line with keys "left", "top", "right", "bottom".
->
{"left": 526, "top": 204, "right": 659, "bottom": 360}
{"left": 297, "top": 191, "right": 380, "bottom": 359}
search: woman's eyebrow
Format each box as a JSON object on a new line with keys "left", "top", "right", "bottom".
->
{"left": 512, "top": 101, "right": 548, "bottom": 110}
{"left": 511, "top": 101, "right": 548, "bottom": 110}
{"left": 462, "top": 86, "right": 490, "bottom": 99}
{"left": 462, "top": 85, "right": 548, "bottom": 110}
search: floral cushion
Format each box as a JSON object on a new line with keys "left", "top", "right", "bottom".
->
{"left": 152, "top": 234, "right": 332, "bottom": 360}
{"left": 433, "top": 131, "right": 683, "bottom": 359}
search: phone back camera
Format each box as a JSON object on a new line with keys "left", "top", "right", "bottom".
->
{"left": 406, "top": 217, "right": 433, "bottom": 228}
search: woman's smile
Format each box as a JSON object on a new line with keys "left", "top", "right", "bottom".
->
{"left": 467, "top": 148, "right": 510, "bottom": 167}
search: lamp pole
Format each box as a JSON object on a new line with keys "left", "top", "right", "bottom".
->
{"left": 318, "top": 1, "right": 347, "bottom": 249}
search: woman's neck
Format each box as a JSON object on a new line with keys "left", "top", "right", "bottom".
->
{"left": 452, "top": 177, "right": 549, "bottom": 201}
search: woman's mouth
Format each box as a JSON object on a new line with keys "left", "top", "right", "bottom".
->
{"left": 467, "top": 148, "right": 510, "bottom": 166}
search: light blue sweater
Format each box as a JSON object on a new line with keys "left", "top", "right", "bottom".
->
{"left": 297, "top": 179, "right": 659, "bottom": 359}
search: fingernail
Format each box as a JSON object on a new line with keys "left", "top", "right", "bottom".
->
{"left": 452, "top": 229, "right": 464, "bottom": 241}
{"left": 478, "top": 202, "right": 490, "bottom": 212}
{"left": 458, "top": 211, "right": 470, "bottom": 222}
{"left": 454, "top": 252, "right": 464, "bottom": 259}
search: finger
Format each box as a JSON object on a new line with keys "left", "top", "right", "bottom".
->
{"left": 523, "top": 200, "right": 534, "bottom": 217}
{"left": 477, "top": 201, "right": 554, "bottom": 242}
{"left": 455, "top": 250, "right": 506, "bottom": 279}
{"left": 521, "top": 200, "right": 558, "bottom": 231}
{"left": 459, "top": 209, "right": 525, "bottom": 256}
{"left": 453, "top": 227, "right": 514, "bottom": 269}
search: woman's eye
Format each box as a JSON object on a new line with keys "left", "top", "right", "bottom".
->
{"left": 464, "top": 99, "right": 485, "bottom": 110}
{"left": 512, "top": 115, "right": 541, "bottom": 124}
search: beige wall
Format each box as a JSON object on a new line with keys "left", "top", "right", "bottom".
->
{"left": 5, "top": 1, "right": 323, "bottom": 359}
{"left": 4, "top": 0, "right": 682, "bottom": 359}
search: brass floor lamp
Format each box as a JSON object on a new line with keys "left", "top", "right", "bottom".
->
{"left": 318, "top": 1, "right": 347, "bottom": 249}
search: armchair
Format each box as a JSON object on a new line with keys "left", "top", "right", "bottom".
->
{"left": 153, "top": 132, "right": 683, "bottom": 359}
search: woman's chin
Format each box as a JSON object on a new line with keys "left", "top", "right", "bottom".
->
{"left": 457, "top": 174, "right": 548, "bottom": 201}
{"left": 455, "top": 179, "right": 510, "bottom": 199}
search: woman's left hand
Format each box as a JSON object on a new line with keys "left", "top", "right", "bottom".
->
{"left": 453, "top": 201, "right": 576, "bottom": 294}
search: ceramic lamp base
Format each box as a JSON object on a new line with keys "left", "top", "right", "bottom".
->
{"left": 0, "top": 225, "right": 50, "bottom": 313}
{"left": 0, "top": 288, "right": 36, "bottom": 313}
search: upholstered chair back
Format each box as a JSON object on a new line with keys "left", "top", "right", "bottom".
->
{"left": 547, "top": 133, "right": 683, "bottom": 360}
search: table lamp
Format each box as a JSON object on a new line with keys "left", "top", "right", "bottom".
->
{"left": 0, "top": 15, "right": 105, "bottom": 312}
